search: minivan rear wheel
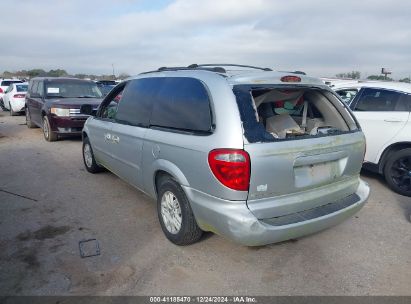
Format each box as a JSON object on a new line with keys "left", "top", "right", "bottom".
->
{"left": 42, "top": 116, "right": 58, "bottom": 142}
{"left": 157, "top": 176, "right": 203, "bottom": 245}
{"left": 82, "top": 137, "right": 103, "bottom": 173}
{"left": 384, "top": 148, "right": 411, "bottom": 197}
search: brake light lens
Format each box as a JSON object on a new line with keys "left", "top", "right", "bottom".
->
{"left": 281, "top": 75, "right": 301, "bottom": 82}
{"left": 208, "top": 149, "right": 250, "bottom": 191}
{"left": 0, "top": 88, "right": 3, "bottom": 93}
{"left": 14, "top": 94, "right": 25, "bottom": 98}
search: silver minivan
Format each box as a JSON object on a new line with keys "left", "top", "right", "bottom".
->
{"left": 81, "top": 64, "right": 370, "bottom": 246}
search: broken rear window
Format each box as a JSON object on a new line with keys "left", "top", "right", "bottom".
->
{"left": 233, "top": 85, "right": 358, "bottom": 143}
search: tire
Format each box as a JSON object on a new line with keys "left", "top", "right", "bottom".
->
{"left": 25, "top": 107, "right": 36, "bottom": 128}
{"left": 384, "top": 148, "right": 411, "bottom": 197}
{"left": 9, "top": 102, "right": 17, "bottom": 116}
{"left": 42, "top": 116, "right": 58, "bottom": 142}
{"left": 0, "top": 98, "right": 6, "bottom": 111}
{"left": 82, "top": 137, "right": 103, "bottom": 173}
{"left": 157, "top": 176, "right": 203, "bottom": 245}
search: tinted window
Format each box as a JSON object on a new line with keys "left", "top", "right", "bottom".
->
{"left": 150, "top": 77, "right": 212, "bottom": 132}
{"left": 16, "top": 84, "right": 28, "bottom": 92}
{"left": 1, "top": 80, "right": 22, "bottom": 86}
{"left": 115, "top": 78, "right": 159, "bottom": 127}
{"left": 354, "top": 88, "right": 409, "bottom": 111}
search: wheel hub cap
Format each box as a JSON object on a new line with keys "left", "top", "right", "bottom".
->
{"left": 390, "top": 156, "right": 411, "bottom": 191}
{"left": 43, "top": 121, "right": 49, "bottom": 138}
{"left": 160, "top": 191, "right": 182, "bottom": 234}
{"left": 84, "top": 144, "right": 93, "bottom": 167}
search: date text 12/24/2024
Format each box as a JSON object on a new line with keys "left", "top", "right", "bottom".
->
{"left": 150, "top": 297, "right": 257, "bottom": 303}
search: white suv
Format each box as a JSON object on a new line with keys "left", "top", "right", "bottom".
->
{"left": 334, "top": 81, "right": 411, "bottom": 196}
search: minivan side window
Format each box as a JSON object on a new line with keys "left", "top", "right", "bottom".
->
{"left": 115, "top": 78, "right": 159, "bottom": 127}
{"left": 353, "top": 88, "right": 408, "bottom": 112}
{"left": 101, "top": 91, "right": 123, "bottom": 120}
{"left": 150, "top": 77, "right": 212, "bottom": 132}
{"left": 98, "top": 83, "right": 127, "bottom": 120}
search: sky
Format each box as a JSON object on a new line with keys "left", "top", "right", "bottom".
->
{"left": 1, "top": 0, "right": 410, "bottom": 79}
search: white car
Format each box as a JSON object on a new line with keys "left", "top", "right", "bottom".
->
{"left": 321, "top": 77, "right": 359, "bottom": 89}
{"left": 333, "top": 81, "right": 411, "bottom": 196}
{"left": 2, "top": 82, "right": 28, "bottom": 115}
{"left": 0, "top": 79, "right": 24, "bottom": 107}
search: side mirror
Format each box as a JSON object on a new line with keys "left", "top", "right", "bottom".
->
{"left": 80, "top": 104, "right": 94, "bottom": 116}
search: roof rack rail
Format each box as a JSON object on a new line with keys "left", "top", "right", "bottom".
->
{"left": 140, "top": 66, "right": 227, "bottom": 75}
{"left": 139, "top": 64, "right": 273, "bottom": 75}
{"left": 160, "top": 66, "right": 226, "bottom": 73}
{"left": 190, "top": 64, "right": 272, "bottom": 71}
{"left": 278, "top": 70, "right": 306, "bottom": 75}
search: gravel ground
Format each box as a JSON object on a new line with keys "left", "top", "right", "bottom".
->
{"left": 0, "top": 111, "right": 410, "bottom": 296}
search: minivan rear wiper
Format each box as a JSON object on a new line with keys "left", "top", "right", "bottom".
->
{"left": 76, "top": 95, "right": 97, "bottom": 98}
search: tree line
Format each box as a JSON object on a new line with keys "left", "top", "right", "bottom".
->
{"left": 1, "top": 69, "right": 130, "bottom": 80}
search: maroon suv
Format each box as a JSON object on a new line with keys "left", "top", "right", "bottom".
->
{"left": 25, "top": 77, "right": 104, "bottom": 141}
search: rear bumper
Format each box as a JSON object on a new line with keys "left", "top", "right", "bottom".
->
{"left": 10, "top": 98, "right": 26, "bottom": 112}
{"left": 185, "top": 178, "right": 369, "bottom": 246}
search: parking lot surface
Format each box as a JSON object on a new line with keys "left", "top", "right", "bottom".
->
{"left": 0, "top": 111, "right": 410, "bottom": 296}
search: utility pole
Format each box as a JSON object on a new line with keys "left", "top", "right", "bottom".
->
{"left": 112, "top": 63, "right": 115, "bottom": 79}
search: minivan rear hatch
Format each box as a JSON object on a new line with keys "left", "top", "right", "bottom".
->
{"left": 233, "top": 84, "right": 365, "bottom": 219}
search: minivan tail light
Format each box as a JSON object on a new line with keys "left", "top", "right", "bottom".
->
{"left": 0, "top": 88, "right": 3, "bottom": 93}
{"left": 208, "top": 149, "right": 250, "bottom": 191}
{"left": 14, "top": 94, "right": 25, "bottom": 98}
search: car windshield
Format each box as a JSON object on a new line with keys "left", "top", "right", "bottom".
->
{"left": 16, "top": 84, "right": 28, "bottom": 92}
{"left": 45, "top": 81, "right": 103, "bottom": 98}
{"left": 1, "top": 80, "right": 23, "bottom": 87}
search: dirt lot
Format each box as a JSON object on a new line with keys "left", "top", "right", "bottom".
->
{"left": 0, "top": 110, "right": 410, "bottom": 296}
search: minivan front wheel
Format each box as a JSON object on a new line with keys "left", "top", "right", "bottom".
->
{"left": 82, "top": 137, "right": 103, "bottom": 173}
{"left": 157, "top": 177, "right": 203, "bottom": 245}
{"left": 384, "top": 148, "right": 411, "bottom": 197}
{"left": 42, "top": 116, "right": 58, "bottom": 142}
